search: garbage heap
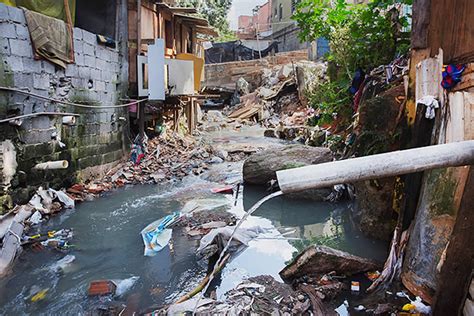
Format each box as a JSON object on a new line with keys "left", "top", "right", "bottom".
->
{"left": 226, "top": 61, "right": 327, "bottom": 129}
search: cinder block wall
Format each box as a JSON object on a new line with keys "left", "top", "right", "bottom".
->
{"left": 0, "top": 3, "right": 128, "bottom": 206}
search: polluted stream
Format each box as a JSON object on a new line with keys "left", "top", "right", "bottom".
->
{"left": 0, "top": 128, "right": 388, "bottom": 315}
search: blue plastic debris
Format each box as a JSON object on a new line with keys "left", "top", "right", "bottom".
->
{"left": 141, "top": 212, "right": 180, "bottom": 256}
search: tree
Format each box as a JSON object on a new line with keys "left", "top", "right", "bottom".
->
{"left": 293, "top": 0, "right": 411, "bottom": 77}
{"left": 177, "top": 0, "right": 236, "bottom": 42}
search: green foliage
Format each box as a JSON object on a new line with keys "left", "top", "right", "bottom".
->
{"left": 306, "top": 79, "right": 351, "bottom": 126}
{"left": 177, "top": 0, "right": 236, "bottom": 41}
{"left": 293, "top": 0, "right": 411, "bottom": 77}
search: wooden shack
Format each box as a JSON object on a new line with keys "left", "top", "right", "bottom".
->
{"left": 403, "top": 1, "right": 474, "bottom": 314}
{"left": 127, "top": 0, "right": 217, "bottom": 135}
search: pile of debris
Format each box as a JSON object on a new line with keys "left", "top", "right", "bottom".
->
{"left": 227, "top": 61, "right": 327, "bottom": 128}
{"left": 66, "top": 133, "right": 223, "bottom": 198}
{"left": 163, "top": 275, "right": 303, "bottom": 314}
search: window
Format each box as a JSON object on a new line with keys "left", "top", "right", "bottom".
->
{"left": 76, "top": 0, "right": 117, "bottom": 38}
{"left": 279, "top": 3, "right": 283, "bottom": 21}
{"left": 274, "top": 8, "right": 278, "bottom": 19}
{"left": 291, "top": 0, "right": 298, "bottom": 13}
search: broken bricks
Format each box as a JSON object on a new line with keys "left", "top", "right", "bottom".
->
{"left": 88, "top": 280, "right": 117, "bottom": 296}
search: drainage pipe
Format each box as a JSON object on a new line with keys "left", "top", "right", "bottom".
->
{"left": 33, "top": 160, "right": 69, "bottom": 170}
{"left": 276, "top": 140, "right": 474, "bottom": 194}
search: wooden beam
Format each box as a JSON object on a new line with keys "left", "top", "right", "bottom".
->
{"left": 432, "top": 167, "right": 474, "bottom": 315}
{"left": 276, "top": 141, "right": 474, "bottom": 194}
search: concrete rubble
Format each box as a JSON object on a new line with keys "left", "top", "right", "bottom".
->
{"left": 280, "top": 245, "right": 381, "bottom": 282}
{"left": 225, "top": 60, "right": 327, "bottom": 129}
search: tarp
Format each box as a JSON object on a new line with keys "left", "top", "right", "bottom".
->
{"left": 205, "top": 40, "right": 279, "bottom": 64}
{"left": 23, "top": 8, "right": 74, "bottom": 68}
{"left": 0, "top": 0, "right": 76, "bottom": 23}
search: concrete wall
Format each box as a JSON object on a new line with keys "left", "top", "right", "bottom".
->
{"left": 271, "top": 0, "right": 294, "bottom": 34}
{"left": 270, "top": 24, "right": 308, "bottom": 53}
{"left": 0, "top": 3, "right": 128, "bottom": 207}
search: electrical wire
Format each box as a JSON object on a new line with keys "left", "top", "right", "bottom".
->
{"left": 0, "top": 86, "right": 147, "bottom": 109}
{"left": 0, "top": 112, "right": 80, "bottom": 124}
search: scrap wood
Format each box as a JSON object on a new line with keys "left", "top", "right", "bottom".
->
{"left": 262, "top": 78, "right": 295, "bottom": 100}
{"left": 298, "top": 284, "right": 331, "bottom": 316}
{"left": 228, "top": 101, "right": 262, "bottom": 119}
{"left": 175, "top": 253, "right": 231, "bottom": 304}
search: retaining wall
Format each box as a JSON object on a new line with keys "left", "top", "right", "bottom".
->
{"left": 204, "top": 50, "right": 308, "bottom": 90}
{"left": 0, "top": 3, "right": 128, "bottom": 207}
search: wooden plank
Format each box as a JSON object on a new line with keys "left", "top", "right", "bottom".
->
{"left": 446, "top": 92, "right": 466, "bottom": 142}
{"left": 411, "top": 0, "right": 431, "bottom": 49}
{"left": 428, "top": 0, "right": 474, "bottom": 63}
{"left": 432, "top": 167, "right": 474, "bottom": 315}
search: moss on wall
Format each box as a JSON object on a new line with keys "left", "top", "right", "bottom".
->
{"left": 426, "top": 168, "right": 458, "bottom": 217}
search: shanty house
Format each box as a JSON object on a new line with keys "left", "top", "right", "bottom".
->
{"left": 127, "top": 0, "right": 217, "bottom": 133}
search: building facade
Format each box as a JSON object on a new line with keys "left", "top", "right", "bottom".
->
{"left": 236, "top": 1, "right": 272, "bottom": 40}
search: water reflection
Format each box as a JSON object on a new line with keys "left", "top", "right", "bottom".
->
{"left": 0, "top": 177, "right": 387, "bottom": 314}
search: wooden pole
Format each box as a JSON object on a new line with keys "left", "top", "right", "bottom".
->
{"left": 432, "top": 167, "right": 474, "bottom": 315}
{"left": 137, "top": 0, "right": 145, "bottom": 141}
{"left": 276, "top": 141, "right": 474, "bottom": 194}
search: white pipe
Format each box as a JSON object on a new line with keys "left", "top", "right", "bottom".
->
{"left": 62, "top": 116, "right": 76, "bottom": 125}
{"left": 33, "top": 160, "right": 69, "bottom": 170}
{"left": 276, "top": 140, "right": 474, "bottom": 194}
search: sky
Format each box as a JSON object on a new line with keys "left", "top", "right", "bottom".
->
{"left": 227, "top": 0, "right": 268, "bottom": 30}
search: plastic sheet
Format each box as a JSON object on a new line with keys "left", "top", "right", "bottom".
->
{"left": 205, "top": 40, "right": 279, "bottom": 64}
{"left": 141, "top": 212, "right": 180, "bottom": 256}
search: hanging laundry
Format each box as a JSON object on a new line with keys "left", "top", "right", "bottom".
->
{"left": 441, "top": 64, "right": 465, "bottom": 89}
{"left": 416, "top": 95, "right": 439, "bottom": 119}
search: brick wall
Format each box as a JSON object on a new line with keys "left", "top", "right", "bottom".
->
{"left": 0, "top": 3, "right": 128, "bottom": 206}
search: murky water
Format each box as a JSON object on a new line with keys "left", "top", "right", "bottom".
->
{"left": 0, "top": 169, "right": 387, "bottom": 315}
{"left": 0, "top": 127, "right": 388, "bottom": 314}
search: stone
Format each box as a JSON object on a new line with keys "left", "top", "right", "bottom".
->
{"left": 7, "top": 5, "right": 25, "bottom": 24}
{"left": 280, "top": 245, "right": 381, "bottom": 282}
{"left": 352, "top": 179, "right": 397, "bottom": 240}
{"left": 243, "top": 145, "right": 332, "bottom": 185}
{"left": 83, "top": 43, "right": 94, "bottom": 56}
{"left": 73, "top": 27, "right": 82, "bottom": 40}
{"left": 84, "top": 55, "right": 95, "bottom": 68}
{"left": 15, "top": 24, "right": 29, "bottom": 40}
{"left": 82, "top": 30, "right": 96, "bottom": 45}
{"left": 263, "top": 128, "right": 276, "bottom": 138}
{"left": 0, "top": 23, "right": 16, "bottom": 39}
{"left": 9, "top": 39, "right": 31, "bottom": 57}
{"left": 0, "top": 4, "right": 8, "bottom": 21}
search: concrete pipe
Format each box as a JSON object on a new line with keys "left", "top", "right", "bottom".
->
{"left": 62, "top": 116, "right": 76, "bottom": 125}
{"left": 276, "top": 140, "right": 474, "bottom": 194}
{"left": 33, "top": 160, "right": 69, "bottom": 170}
